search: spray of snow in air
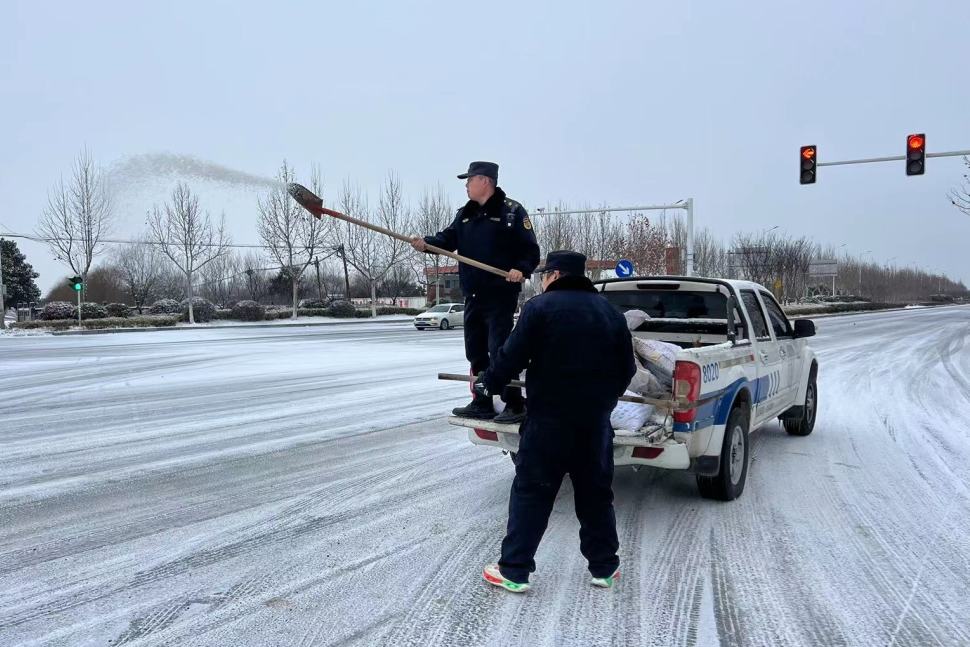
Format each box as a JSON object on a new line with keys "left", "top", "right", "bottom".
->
{"left": 108, "top": 153, "right": 282, "bottom": 190}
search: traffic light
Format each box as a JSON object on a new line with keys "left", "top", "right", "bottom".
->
{"left": 906, "top": 133, "right": 925, "bottom": 176}
{"left": 800, "top": 145, "right": 817, "bottom": 184}
{"left": 67, "top": 276, "right": 83, "bottom": 291}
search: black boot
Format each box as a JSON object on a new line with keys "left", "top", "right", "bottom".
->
{"left": 493, "top": 400, "right": 527, "bottom": 424}
{"left": 452, "top": 397, "right": 496, "bottom": 420}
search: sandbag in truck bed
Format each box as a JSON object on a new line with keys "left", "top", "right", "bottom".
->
{"left": 622, "top": 309, "right": 680, "bottom": 391}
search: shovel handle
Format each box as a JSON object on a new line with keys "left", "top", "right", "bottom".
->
{"left": 287, "top": 183, "right": 510, "bottom": 278}
{"left": 436, "top": 373, "right": 684, "bottom": 410}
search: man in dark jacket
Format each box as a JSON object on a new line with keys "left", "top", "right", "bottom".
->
{"left": 475, "top": 250, "right": 636, "bottom": 593}
{"left": 411, "top": 161, "right": 540, "bottom": 423}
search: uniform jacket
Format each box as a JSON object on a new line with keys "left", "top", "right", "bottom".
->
{"left": 483, "top": 275, "right": 637, "bottom": 425}
{"left": 424, "top": 187, "right": 540, "bottom": 298}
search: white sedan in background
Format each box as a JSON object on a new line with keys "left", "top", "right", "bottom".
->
{"left": 413, "top": 303, "right": 464, "bottom": 330}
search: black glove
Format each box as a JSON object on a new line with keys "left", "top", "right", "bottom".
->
{"left": 473, "top": 371, "right": 490, "bottom": 398}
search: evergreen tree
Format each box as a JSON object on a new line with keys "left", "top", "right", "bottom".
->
{"left": 1, "top": 239, "right": 41, "bottom": 308}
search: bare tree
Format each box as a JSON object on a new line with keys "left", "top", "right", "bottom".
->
{"left": 949, "top": 156, "right": 970, "bottom": 218}
{"left": 412, "top": 185, "right": 453, "bottom": 305}
{"left": 37, "top": 148, "right": 114, "bottom": 295}
{"left": 257, "top": 163, "right": 335, "bottom": 318}
{"left": 112, "top": 238, "right": 166, "bottom": 313}
{"left": 339, "top": 174, "right": 412, "bottom": 316}
{"left": 588, "top": 208, "right": 624, "bottom": 280}
{"left": 147, "top": 183, "right": 231, "bottom": 323}
{"left": 692, "top": 228, "right": 729, "bottom": 279}
{"left": 241, "top": 250, "right": 269, "bottom": 302}
{"left": 621, "top": 214, "right": 668, "bottom": 274}
{"left": 534, "top": 201, "right": 576, "bottom": 257}
{"left": 198, "top": 250, "right": 243, "bottom": 307}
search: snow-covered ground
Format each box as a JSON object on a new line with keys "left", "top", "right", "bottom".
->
{"left": 1, "top": 309, "right": 969, "bottom": 646}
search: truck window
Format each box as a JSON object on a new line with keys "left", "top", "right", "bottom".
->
{"left": 731, "top": 304, "right": 749, "bottom": 341}
{"left": 760, "top": 292, "right": 792, "bottom": 339}
{"left": 740, "top": 290, "right": 770, "bottom": 339}
{"left": 600, "top": 290, "right": 727, "bottom": 320}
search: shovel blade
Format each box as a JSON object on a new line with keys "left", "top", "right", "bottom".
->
{"left": 287, "top": 183, "right": 324, "bottom": 214}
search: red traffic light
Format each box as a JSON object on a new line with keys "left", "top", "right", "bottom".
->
{"left": 799, "top": 145, "right": 817, "bottom": 184}
{"left": 906, "top": 133, "right": 925, "bottom": 176}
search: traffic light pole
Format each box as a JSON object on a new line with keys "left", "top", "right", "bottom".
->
{"left": 817, "top": 149, "right": 970, "bottom": 167}
{"left": 77, "top": 287, "right": 82, "bottom": 327}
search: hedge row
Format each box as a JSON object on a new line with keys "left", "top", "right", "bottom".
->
{"left": 784, "top": 302, "right": 899, "bottom": 317}
{"left": 12, "top": 315, "right": 180, "bottom": 331}
{"left": 17, "top": 301, "right": 424, "bottom": 330}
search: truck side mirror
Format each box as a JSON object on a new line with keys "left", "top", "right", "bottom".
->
{"left": 793, "top": 319, "right": 816, "bottom": 339}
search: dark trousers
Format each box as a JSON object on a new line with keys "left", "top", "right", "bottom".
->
{"left": 498, "top": 418, "right": 619, "bottom": 583}
{"left": 464, "top": 291, "right": 523, "bottom": 406}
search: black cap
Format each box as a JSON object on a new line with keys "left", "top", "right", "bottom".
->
{"left": 457, "top": 161, "right": 499, "bottom": 181}
{"left": 535, "top": 250, "right": 586, "bottom": 276}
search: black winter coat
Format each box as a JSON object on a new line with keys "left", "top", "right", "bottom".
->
{"left": 483, "top": 275, "right": 636, "bottom": 425}
{"left": 424, "top": 187, "right": 540, "bottom": 298}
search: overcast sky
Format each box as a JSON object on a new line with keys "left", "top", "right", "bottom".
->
{"left": 2, "top": 0, "right": 969, "bottom": 293}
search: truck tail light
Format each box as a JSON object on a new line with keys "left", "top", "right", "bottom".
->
{"left": 474, "top": 428, "right": 498, "bottom": 441}
{"left": 673, "top": 361, "right": 701, "bottom": 424}
{"left": 632, "top": 446, "right": 664, "bottom": 459}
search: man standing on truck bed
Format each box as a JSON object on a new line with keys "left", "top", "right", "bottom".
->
{"left": 473, "top": 250, "right": 637, "bottom": 593}
{"left": 411, "top": 161, "right": 540, "bottom": 424}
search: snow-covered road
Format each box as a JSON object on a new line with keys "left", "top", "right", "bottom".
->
{"left": 1, "top": 309, "right": 969, "bottom": 646}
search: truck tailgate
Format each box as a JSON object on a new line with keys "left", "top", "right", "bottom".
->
{"left": 447, "top": 417, "right": 690, "bottom": 470}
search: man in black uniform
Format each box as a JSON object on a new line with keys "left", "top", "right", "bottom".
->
{"left": 474, "top": 250, "right": 636, "bottom": 593}
{"left": 411, "top": 161, "right": 540, "bottom": 424}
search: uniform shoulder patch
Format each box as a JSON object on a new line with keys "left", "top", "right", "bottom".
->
{"left": 523, "top": 216, "right": 533, "bottom": 230}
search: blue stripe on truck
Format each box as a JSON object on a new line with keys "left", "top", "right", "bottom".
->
{"left": 672, "top": 378, "right": 749, "bottom": 433}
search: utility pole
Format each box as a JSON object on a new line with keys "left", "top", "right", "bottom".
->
{"left": 435, "top": 260, "right": 441, "bottom": 305}
{"left": 313, "top": 256, "right": 322, "bottom": 301}
{"left": 685, "top": 198, "right": 694, "bottom": 277}
{"left": 337, "top": 245, "right": 351, "bottom": 299}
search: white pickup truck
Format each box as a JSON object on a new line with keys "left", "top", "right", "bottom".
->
{"left": 448, "top": 276, "right": 819, "bottom": 501}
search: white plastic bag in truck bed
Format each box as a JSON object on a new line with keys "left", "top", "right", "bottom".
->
{"left": 610, "top": 398, "right": 655, "bottom": 434}
{"left": 610, "top": 394, "right": 670, "bottom": 439}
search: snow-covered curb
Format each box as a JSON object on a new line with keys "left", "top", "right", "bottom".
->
{"left": 174, "top": 314, "right": 415, "bottom": 327}
{"left": 1, "top": 315, "right": 417, "bottom": 337}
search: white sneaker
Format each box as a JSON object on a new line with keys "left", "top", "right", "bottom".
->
{"left": 483, "top": 563, "right": 530, "bottom": 593}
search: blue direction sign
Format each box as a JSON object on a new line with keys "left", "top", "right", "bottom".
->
{"left": 615, "top": 259, "right": 635, "bottom": 277}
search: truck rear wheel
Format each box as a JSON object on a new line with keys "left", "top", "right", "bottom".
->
{"left": 783, "top": 372, "right": 817, "bottom": 437}
{"left": 696, "top": 406, "right": 750, "bottom": 501}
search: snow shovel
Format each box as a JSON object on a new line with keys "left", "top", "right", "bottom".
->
{"left": 287, "top": 183, "right": 510, "bottom": 279}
